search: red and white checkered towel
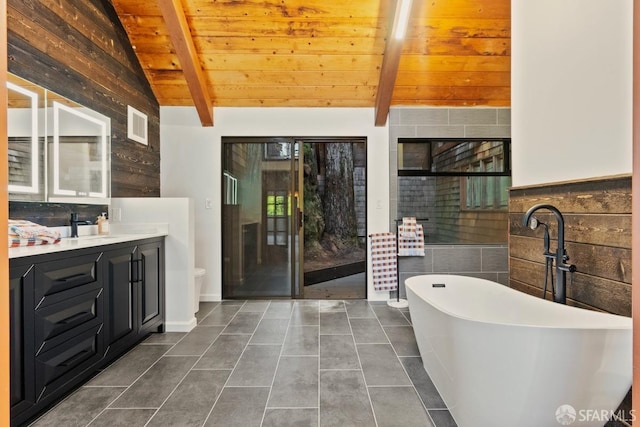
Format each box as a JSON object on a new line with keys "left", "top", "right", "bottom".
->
{"left": 369, "top": 232, "right": 398, "bottom": 291}
{"left": 398, "top": 223, "right": 425, "bottom": 257}
{"left": 8, "top": 219, "right": 61, "bottom": 247}
{"left": 399, "top": 217, "right": 417, "bottom": 238}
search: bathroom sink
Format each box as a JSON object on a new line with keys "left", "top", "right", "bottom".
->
{"left": 64, "top": 235, "right": 121, "bottom": 244}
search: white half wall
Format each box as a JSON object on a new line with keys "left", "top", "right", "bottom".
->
{"left": 511, "top": 0, "right": 632, "bottom": 187}
{"left": 110, "top": 197, "right": 196, "bottom": 332}
{"left": 160, "top": 107, "right": 391, "bottom": 301}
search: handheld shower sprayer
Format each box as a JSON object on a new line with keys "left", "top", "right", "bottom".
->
{"left": 522, "top": 204, "right": 576, "bottom": 304}
{"left": 529, "top": 216, "right": 550, "bottom": 255}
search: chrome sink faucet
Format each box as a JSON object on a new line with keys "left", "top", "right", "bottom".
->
{"left": 70, "top": 212, "right": 92, "bottom": 238}
{"left": 522, "top": 204, "right": 577, "bottom": 304}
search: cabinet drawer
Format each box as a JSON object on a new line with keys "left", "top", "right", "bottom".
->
{"left": 35, "top": 324, "right": 103, "bottom": 402}
{"left": 34, "top": 252, "right": 102, "bottom": 300}
{"left": 10, "top": 264, "right": 36, "bottom": 417}
{"left": 34, "top": 287, "right": 103, "bottom": 355}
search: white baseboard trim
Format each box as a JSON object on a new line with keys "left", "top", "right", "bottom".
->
{"left": 164, "top": 317, "right": 197, "bottom": 332}
{"left": 199, "top": 292, "right": 387, "bottom": 302}
{"left": 200, "top": 293, "right": 222, "bottom": 302}
{"left": 367, "top": 290, "right": 391, "bottom": 302}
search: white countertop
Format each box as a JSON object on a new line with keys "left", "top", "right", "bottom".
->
{"left": 9, "top": 223, "right": 169, "bottom": 259}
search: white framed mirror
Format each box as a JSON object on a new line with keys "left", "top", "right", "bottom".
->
{"left": 7, "top": 75, "right": 44, "bottom": 200}
{"left": 7, "top": 73, "right": 111, "bottom": 204}
{"left": 49, "top": 100, "right": 109, "bottom": 203}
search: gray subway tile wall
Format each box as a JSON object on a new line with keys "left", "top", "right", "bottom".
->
{"left": 400, "top": 108, "right": 449, "bottom": 125}
{"left": 449, "top": 108, "right": 498, "bottom": 125}
{"left": 481, "top": 246, "right": 509, "bottom": 272}
{"left": 497, "top": 108, "right": 511, "bottom": 125}
{"left": 432, "top": 246, "right": 482, "bottom": 272}
{"left": 389, "top": 107, "right": 510, "bottom": 296}
{"left": 396, "top": 245, "right": 509, "bottom": 298}
{"left": 464, "top": 125, "right": 511, "bottom": 138}
{"left": 415, "top": 125, "right": 466, "bottom": 138}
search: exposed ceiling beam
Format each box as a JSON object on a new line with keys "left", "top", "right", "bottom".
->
{"left": 375, "top": 0, "right": 413, "bottom": 126}
{"left": 157, "top": 0, "right": 214, "bottom": 126}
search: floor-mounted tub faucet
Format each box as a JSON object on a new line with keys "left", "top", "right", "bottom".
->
{"left": 522, "top": 204, "right": 577, "bottom": 304}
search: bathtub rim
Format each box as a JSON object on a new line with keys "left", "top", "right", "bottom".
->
{"left": 405, "top": 274, "right": 632, "bottom": 330}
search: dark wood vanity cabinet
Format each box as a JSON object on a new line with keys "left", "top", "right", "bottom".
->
{"left": 10, "top": 237, "right": 165, "bottom": 426}
{"left": 103, "top": 240, "right": 165, "bottom": 360}
{"left": 9, "top": 264, "right": 36, "bottom": 421}
{"left": 137, "top": 241, "right": 164, "bottom": 335}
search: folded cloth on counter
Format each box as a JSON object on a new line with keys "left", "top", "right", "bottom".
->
{"left": 8, "top": 219, "right": 61, "bottom": 247}
{"left": 369, "top": 232, "right": 398, "bottom": 291}
{"left": 398, "top": 223, "right": 425, "bottom": 256}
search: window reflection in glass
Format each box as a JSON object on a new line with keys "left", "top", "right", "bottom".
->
{"left": 397, "top": 138, "right": 511, "bottom": 244}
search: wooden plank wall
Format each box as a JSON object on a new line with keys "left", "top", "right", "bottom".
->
{"left": 509, "top": 175, "right": 632, "bottom": 316}
{"left": 7, "top": 0, "right": 160, "bottom": 208}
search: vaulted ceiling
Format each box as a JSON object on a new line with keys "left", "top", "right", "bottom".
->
{"left": 110, "top": 0, "right": 510, "bottom": 125}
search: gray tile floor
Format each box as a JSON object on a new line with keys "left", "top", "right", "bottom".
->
{"left": 30, "top": 300, "right": 457, "bottom": 427}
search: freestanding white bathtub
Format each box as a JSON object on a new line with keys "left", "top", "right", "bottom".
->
{"left": 406, "top": 275, "right": 632, "bottom": 427}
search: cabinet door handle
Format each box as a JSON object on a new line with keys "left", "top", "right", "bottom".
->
{"left": 60, "top": 350, "right": 90, "bottom": 367}
{"left": 130, "top": 259, "right": 141, "bottom": 283}
{"left": 141, "top": 256, "right": 146, "bottom": 284}
{"left": 60, "top": 311, "right": 93, "bottom": 325}
{"left": 55, "top": 273, "right": 87, "bottom": 283}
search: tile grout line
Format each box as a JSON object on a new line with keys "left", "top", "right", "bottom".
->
{"left": 81, "top": 328, "right": 183, "bottom": 426}
{"left": 318, "top": 300, "right": 345, "bottom": 427}
{"left": 80, "top": 308, "right": 205, "bottom": 426}
{"left": 348, "top": 302, "right": 380, "bottom": 427}
{"left": 258, "top": 300, "right": 295, "bottom": 427}
{"left": 377, "top": 306, "right": 439, "bottom": 427}
{"left": 193, "top": 301, "right": 221, "bottom": 324}
{"left": 201, "top": 300, "right": 265, "bottom": 427}
{"left": 141, "top": 301, "right": 247, "bottom": 427}
{"left": 32, "top": 300, "right": 447, "bottom": 427}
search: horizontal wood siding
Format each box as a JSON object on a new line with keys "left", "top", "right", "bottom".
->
{"left": 9, "top": 202, "right": 108, "bottom": 228}
{"left": 509, "top": 176, "right": 632, "bottom": 316}
{"left": 7, "top": 0, "right": 159, "bottom": 208}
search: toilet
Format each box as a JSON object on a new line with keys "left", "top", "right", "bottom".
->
{"left": 194, "top": 267, "right": 206, "bottom": 313}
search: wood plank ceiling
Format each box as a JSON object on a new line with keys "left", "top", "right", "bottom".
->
{"left": 111, "top": 0, "right": 510, "bottom": 124}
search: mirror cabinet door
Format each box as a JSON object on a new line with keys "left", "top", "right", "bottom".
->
{"left": 7, "top": 75, "right": 45, "bottom": 201}
{"left": 49, "top": 100, "right": 109, "bottom": 201}
{"left": 6, "top": 74, "right": 110, "bottom": 204}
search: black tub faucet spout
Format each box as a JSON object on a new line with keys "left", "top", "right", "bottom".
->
{"left": 522, "top": 204, "right": 577, "bottom": 304}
